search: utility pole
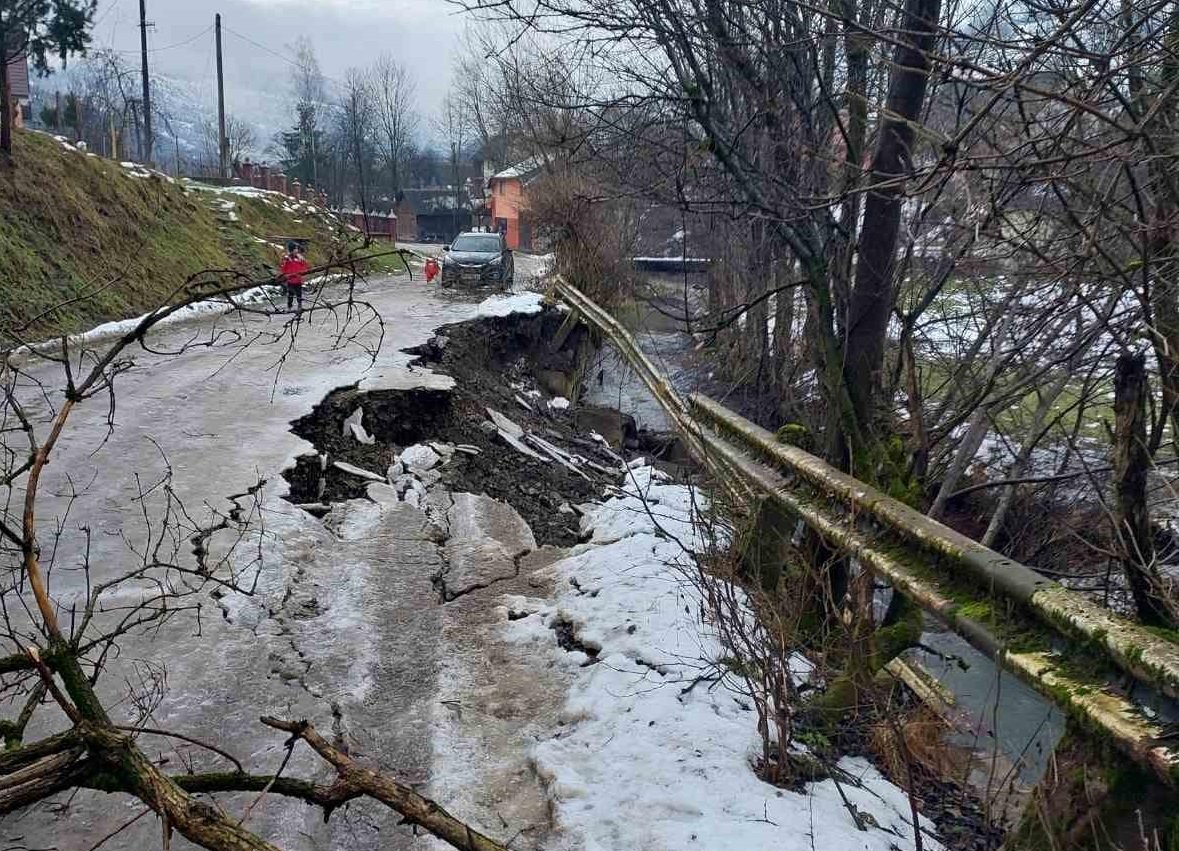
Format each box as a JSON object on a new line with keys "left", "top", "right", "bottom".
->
{"left": 138, "top": 0, "right": 153, "bottom": 163}
{"left": 54, "top": 90, "right": 61, "bottom": 132}
{"left": 215, "top": 13, "right": 227, "bottom": 179}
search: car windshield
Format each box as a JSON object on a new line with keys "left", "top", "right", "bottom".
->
{"left": 451, "top": 234, "right": 501, "bottom": 252}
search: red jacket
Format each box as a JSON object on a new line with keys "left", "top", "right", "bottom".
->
{"left": 280, "top": 254, "right": 310, "bottom": 287}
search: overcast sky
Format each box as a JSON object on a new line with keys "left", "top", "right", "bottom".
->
{"left": 89, "top": 0, "right": 468, "bottom": 136}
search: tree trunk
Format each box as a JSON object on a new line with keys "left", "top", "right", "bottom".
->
{"left": 1146, "top": 8, "right": 1179, "bottom": 455}
{"left": 0, "top": 39, "right": 11, "bottom": 158}
{"left": 390, "top": 142, "right": 399, "bottom": 204}
{"left": 772, "top": 267, "right": 795, "bottom": 391}
{"left": 980, "top": 371, "right": 1068, "bottom": 548}
{"left": 1112, "top": 352, "right": 1174, "bottom": 628}
{"left": 829, "top": 0, "right": 869, "bottom": 328}
{"left": 927, "top": 301, "right": 1025, "bottom": 518}
{"left": 843, "top": 0, "right": 942, "bottom": 449}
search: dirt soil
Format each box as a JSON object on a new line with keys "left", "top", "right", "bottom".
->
{"left": 283, "top": 308, "right": 624, "bottom": 546}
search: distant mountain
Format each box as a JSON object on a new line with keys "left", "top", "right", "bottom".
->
{"left": 29, "top": 59, "right": 291, "bottom": 166}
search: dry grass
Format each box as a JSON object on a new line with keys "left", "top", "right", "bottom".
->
{"left": 525, "top": 167, "right": 641, "bottom": 306}
{"left": 868, "top": 704, "right": 972, "bottom": 785}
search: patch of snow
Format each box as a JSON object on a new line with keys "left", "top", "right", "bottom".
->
{"left": 506, "top": 465, "right": 939, "bottom": 851}
{"left": 400, "top": 443, "right": 441, "bottom": 472}
{"left": 489, "top": 157, "right": 543, "bottom": 181}
{"left": 6, "top": 285, "right": 276, "bottom": 365}
{"left": 475, "top": 292, "right": 545, "bottom": 318}
{"left": 548, "top": 396, "right": 571, "bottom": 410}
{"left": 218, "top": 185, "right": 279, "bottom": 198}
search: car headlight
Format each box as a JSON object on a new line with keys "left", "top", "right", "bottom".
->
{"left": 487, "top": 255, "right": 502, "bottom": 266}
{"left": 442, "top": 256, "right": 456, "bottom": 267}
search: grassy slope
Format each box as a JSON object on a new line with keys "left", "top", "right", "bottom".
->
{"left": 0, "top": 129, "right": 348, "bottom": 342}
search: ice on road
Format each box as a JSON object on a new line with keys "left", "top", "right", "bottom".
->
{"left": 7, "top": 274, "right": 509, "bottom": 850}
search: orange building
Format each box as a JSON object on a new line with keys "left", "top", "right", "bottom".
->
{"left": 487, "top": 160, "right": 540, "bottom": 250}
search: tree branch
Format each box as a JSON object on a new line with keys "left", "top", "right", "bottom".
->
{"left": 260, "top": 717, "right": 511, "bottom": 851}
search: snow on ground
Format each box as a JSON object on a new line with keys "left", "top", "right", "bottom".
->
{"left": 7, "top": 270, "right": 363, "bottom": 364}
{"left": 475, "top": 291, "right": 545, "bottom": 318}
{"left": 6, "top": 285, "right": 277, "bottom": 364}
{"left": 503, "top": 465, "right": 938, "bottom": 851}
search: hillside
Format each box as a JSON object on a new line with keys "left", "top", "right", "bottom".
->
{"left": 0, "top": 129, "right": 352, "bottom": 343}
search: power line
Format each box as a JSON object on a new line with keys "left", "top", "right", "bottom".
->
{"left": 220, "top": 24, "right": 346, "bottom": 94}
{"left": 108, "top": 26, "right": 212, "bottom": 56}
{"left": 220, "top": 24, "right": 299, "bottom": 69}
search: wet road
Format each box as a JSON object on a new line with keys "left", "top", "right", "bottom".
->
{"left": 3, "top": 270, "right": 548, "bottom": 850}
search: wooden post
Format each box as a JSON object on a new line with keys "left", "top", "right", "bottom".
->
{"left": 1113, "top": 351, "right": 1174, "bottom": 627}
{"left": 215, "top": 14, "right": 227, "bottom": 179}
{"left": 138, "top": 0, "right": 153, "bottom": 163}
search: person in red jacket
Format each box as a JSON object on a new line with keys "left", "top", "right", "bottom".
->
{"left": 280, "top": 241, "right": 310, "bottom": 312}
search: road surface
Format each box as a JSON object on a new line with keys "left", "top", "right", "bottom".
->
{"left": 3, "top": 265, "right": 560, "bottom": 850}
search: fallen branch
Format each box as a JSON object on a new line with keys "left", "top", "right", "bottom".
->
{"left": 260, "top": 717, "right": 510, "bottom": 851}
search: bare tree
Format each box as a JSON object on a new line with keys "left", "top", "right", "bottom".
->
{"left": 201, "top": 114, "right": 256, "bottom": 175}
{"left": 438, "top": 91, "right": 470, "bottom": 235}
{"left": 288, "top": 35, "right": 326, "bottom": 187}
{"left": 370, "top": 53, "right": 418, "bottom": 204}
{"left": 337, "top": 67, "right": 377, "bottom": 220}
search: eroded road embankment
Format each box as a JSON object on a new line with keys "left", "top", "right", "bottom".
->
{"left": 281, "top": 307, "right": 643, "bottom": 548}
{"left": 266, "top": 303, "right": 680, "bottom": 849}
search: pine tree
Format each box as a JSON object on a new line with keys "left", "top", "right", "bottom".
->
{"left": 0, "top": 0, "right": 95, "bottom": 158}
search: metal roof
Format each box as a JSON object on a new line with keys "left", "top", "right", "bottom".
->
{"left": 7, "top": 52, "right": 28, "bottom": 100}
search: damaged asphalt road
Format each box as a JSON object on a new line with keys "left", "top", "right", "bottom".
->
{"left": 5, "top": 267, "right": 585, "bottom": 850}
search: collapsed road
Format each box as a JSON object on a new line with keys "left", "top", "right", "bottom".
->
{"left": 4, "top": 267, "right": 599, "bottom": 850}
{"left": 5, "top": 263, "right": 954, "bottom": 851}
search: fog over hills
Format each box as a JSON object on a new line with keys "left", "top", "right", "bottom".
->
{"left": 30, "top": 0, "right": 462, "bottom": 159}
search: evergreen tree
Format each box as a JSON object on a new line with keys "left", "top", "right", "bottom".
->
{"left": 0, "top": 0, "right": 96, "bottom": 157}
